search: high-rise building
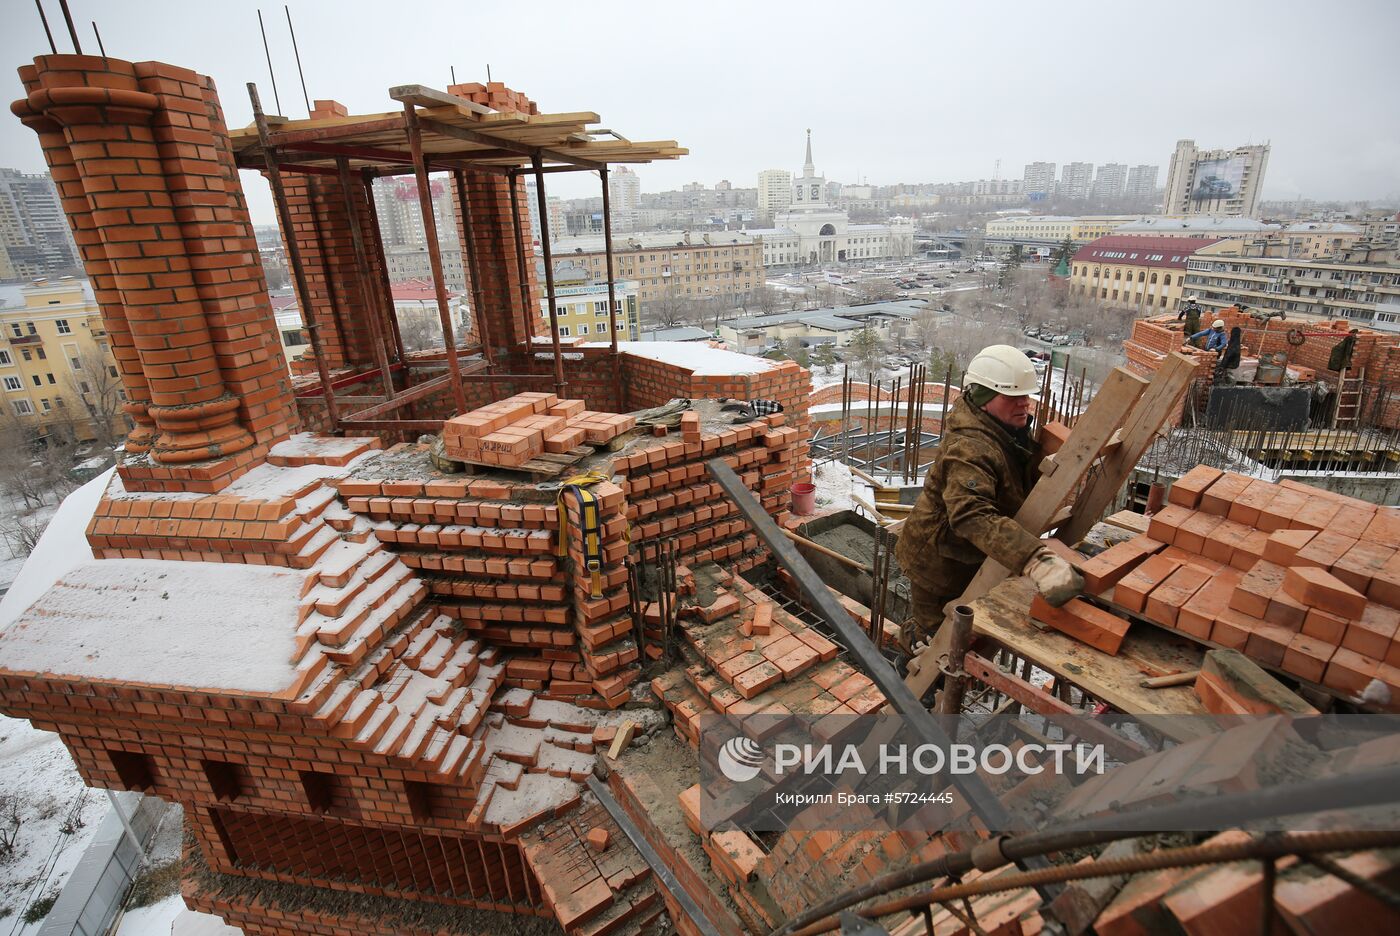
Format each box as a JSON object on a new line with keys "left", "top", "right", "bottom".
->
{"left": 1022, "top": 162, "right": 1057, "bottom": 199}
{"left": 1059, "top": 162, "right": 1094, "bottom": 200}
{"left": 0, "top": 168, "right": 81, "bottom": 281}
{"left": 1163, "top": 140, "right": 1270, "bottom": 217}
{"left": 1125, "top": 164, "right": 1160, "bottom": 201}
{"left": 757, "top": 169, "right": 792, "bottom": 224}
{"left": 1091, "top": 163, "right": 1127, "bottom": 200}
{"left": 371, "top": 176, "right": 456, "bottom": 249}
{"left": 608, "top": 166, "right": 640, "bottom": 232}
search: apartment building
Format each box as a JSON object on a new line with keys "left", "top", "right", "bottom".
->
{"left": 1163, "top": 140, "right": 1270, "bottom": 218}
{"left": 540, "top": 264, "right": 640, "bottom": 340}
{"left": 1183, "top": 240, "right": 1400, "bottom": 333}
{"left": 1069, "top": 235, "right": 1220, "bottom": 312}
{"left": 0, "top": 168, "right": 81, "bottom": 280}
{"left": 549, "top": 231, "right": 763, "bottom": 307}
{"left": 0, "top": 277, "right": 125, "bottom": 445}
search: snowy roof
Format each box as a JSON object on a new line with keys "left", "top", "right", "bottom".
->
{"left": 0, "top": 468, "right": 108, "bottom": 633}
{"left": 1116, "top": 217, "right": 1278, "bottom": 234}
{"left": 640, "top": 326, "right": 712, "bottom": 342}
{"left": 580, "top": 341, "right": 776, "bottom": 375}
{"left": 0, "top": 558, "right": 307, "bottom": 693}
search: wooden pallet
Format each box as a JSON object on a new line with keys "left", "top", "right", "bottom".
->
{"left": 457, "top": 445, "right": 596, "bottom": 481}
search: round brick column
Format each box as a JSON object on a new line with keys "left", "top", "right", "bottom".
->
{"left": 22, "top": 55, "right": 254, "bottom": 464}
{"left": 12, "top": 60, "right": 156, "bottom": 453}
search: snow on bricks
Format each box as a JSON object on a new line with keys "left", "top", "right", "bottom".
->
{"left": 1070, "top": 469, "right": 1400, "bottom": 705}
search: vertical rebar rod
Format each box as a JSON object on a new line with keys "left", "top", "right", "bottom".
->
{"left": 91, "top": 20, "right": 105, "bottom": 56}
{"left": 257, "top": 9, "right": 281, "bottom": 115}
{"left": 249, "top": 82, "right": 337, "bottom": 429}
{"left": 599, "top": 167, "right": 621, "bottom": 356}
{"left": 335, "top": 156, "right": 396, "bottom": 403}
{"left": 531, "top": 155, "right": 567, "bottom": 398}
{"left": 403, "top": 102, "right": 467, "bottom": 412}
{"left": 34, "top": 1, "right": 57, "bottom": 54}
{"left": 57, "top": 0, "right": 80, "bottom": 53}
{"left": 285, "top": 5, "right": 311, "bottom": 115}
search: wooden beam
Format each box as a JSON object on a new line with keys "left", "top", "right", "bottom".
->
{"left": 388, "top": 84, "right": 491, "bottom": 115}
{"left": 1057, "top": 352, "right": 1197, "bottom": 545}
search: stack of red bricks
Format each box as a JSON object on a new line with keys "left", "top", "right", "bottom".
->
{"left": 1059, "top": 465, "right": 1400, "bottom": 703}
{"left": 448, "top": 80, "right": 541, "bottom": 115}
{"left": 613, "top": 411, "right": 806, "bottom": 571}
{"left": 442, "top": 392, "right": 636, "bottom": 468}
{"left": 337, "top": 464, "right": 638, "bottom": 709}
{"left": 650, "top": 566, "right": 877, "bottom": 751}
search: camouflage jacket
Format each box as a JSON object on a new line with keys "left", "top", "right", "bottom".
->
{"left": 895, "top": 397, "right": 1045, "bottom": 596}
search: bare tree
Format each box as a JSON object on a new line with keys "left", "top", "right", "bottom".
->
{"left": 64, "top": 344, "right": 129, "bottom": 451}
{"left": 853, "top": 279, "right": 900, "bottom": 303}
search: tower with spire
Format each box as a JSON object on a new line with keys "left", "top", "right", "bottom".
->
{"left": 792, "top": 128, "right": 829, "bottom": 208}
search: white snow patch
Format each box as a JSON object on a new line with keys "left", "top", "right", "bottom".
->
{"left": 810, "top": 460, "right": 875, "bottom": 515}
{"left": 581, "top": 341, "right": 777, "bottom": 376}
{"left": 0, "top": 468, "right": 109, "bottom": 634}
{"left": 267, "top": 432, "right": 370, "bottom": 460}
{"left": 0, "top": 559, "right": 308, "bottom": 693}
{"left": 483, "top": 771, "right": 579, "bottom": 828}
{"left": 170, "top": 907, "right": 245, "bottom": 935}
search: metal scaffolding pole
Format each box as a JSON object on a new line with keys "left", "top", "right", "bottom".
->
{"left": 334, "top": 157, "right": 396, "bottom": 402}
{"left": 402, "top": 103, "right": 468, "bottom": 413}
{"left": 532, "top": 154, "right": 568, "bottom": 398}
{"left": 507, "top": 171, "right": 536, "bottom": 345}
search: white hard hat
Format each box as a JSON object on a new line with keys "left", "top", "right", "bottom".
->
{"left": 1212, "top": 319, "right": 1225, "bottom": 329}
{"left": 1188, "top": 295, "right": 1198, "bottom": 301}
{"left": 965, "top": 344, "right": 1039, "bottom": 397}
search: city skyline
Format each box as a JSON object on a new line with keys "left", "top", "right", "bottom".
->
{"left": 1, "top": 0, "right": 1398, "bottom": 228}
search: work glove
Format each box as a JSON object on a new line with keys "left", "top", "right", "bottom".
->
{"left": 1022, "top": 548, "right": 1083, "bottom": 608}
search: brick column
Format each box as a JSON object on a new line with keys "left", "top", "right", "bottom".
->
{"left": 269, "top": 100, "right": 394, "bottom": 375}
{"left": 12, "top": 59, "right": 156, "bottom": 452}
{"left": 448, "top": 83, "right": 542, "bottom": 355}
{"left": 20, "top": 55, "right": 256, "bottom": 465}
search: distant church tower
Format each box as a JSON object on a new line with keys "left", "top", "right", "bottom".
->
{"left": 792, "top": 129, "right": 828, "bottom": 206}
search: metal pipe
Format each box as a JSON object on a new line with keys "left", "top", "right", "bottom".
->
{"left": 934, "top": 605, "right": 974, "bottom": 715}
{"left": 57, "top": 0, "right": 80, "bottom": 53}
{"left": 285, "top": 5, "right": 311, "bottom": 115}
{"left": 402, "top": 102, "right": 467, "bottom": 413}
{"left": 506, "top": 171, "right": 536, "bottom": 346}
{"left": 257, "top": 9, "right": 281, "bottom": 116}
{"left": 91, "top": 20, "right": 105, "bottom": 56}
{"left": 248, "top": 82, "right": 339, "bottom": 430}
{"left": 532, "top": 155, "right": 567, "bottom": 397}
{"left": 34, "top": 1, "right": 56, "bottom": 54}
{"left": 451, "top": 169, "right": 495, "bottom": 374}
{"left": 334, "top": 156, "right": 396, "bottom": 404}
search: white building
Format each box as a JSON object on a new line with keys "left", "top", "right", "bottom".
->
{"left": 757, "top": 169, "right": 792, "bottom": 224}
{"left": 1125, "top": 164, "right": 1159, "bottom": 201}
{"left": 746, "top": 133, "right": 913, "bottom": 268}
{"left": 1060, "top": 162, "right": 1094, "bottom": 200}
{"left": 608, "top": 167, "right": 640, "bottom": 232}
{"left": 1092, "top": 163, "right": 1127, "bottom": 200}
{"left": 1022, "top": 162, "right": 1057, "bottom": 198}
{"left": 1163, "top": 140, "right": 1270, "bottom": 218}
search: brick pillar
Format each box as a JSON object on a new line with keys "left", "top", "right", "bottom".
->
{"left": 12, "top": 60, "right": 156, "bottom": 452}
{"left": 447, "top": 84, "right": 542, "bottom": 356}
{"left": 270, "top": 100, "right": 394, "bottom": 375}
{"left": 14, "top": 55, "right": 300, "bottom": 489}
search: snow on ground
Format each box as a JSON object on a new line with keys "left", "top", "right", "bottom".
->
{"left": 115, "top": 894, "right": 185, "bottom": 935}
{"left": 0, "top": 713, "right": 107, "bottom": 933}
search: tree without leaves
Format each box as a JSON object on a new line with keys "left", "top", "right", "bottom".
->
{"left": 64, "top": 344, "right": 129, "bottom": 451}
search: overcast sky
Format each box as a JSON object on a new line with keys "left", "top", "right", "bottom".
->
{"left": 3, "top": 0, "right": 1398, "bottom": 226}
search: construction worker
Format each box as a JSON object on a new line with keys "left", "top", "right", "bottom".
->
{"left": 1188, "top": 319, "right": 1229, "bottom": 353}
{"left": 1178, "top": 295, "right": 1202, "bottom": 339}
{"left": 1329, "top": 329, "right": 1360, "bottom": 372}
{"left": 895, "top": 345, "right": 1083, "bottom": 654}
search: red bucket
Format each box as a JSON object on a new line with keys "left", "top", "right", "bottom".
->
{"left": 791, "top": 482, "right": 817, "bottom": 516}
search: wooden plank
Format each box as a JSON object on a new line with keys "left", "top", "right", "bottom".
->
{"left": 1103, "top": 510, "right": 1150, "bottom": 535}
{"left": 970, "top": 578, "right": 1213, "bottom": 741}
{"left": 958, "top": 368, "right": 1150, "bottom": 599}
{"left": 1057, "top": 353, "right": 1197, "bottom": 545}
{"left": 388, "top": 84, "right": 491, "bottom": 115}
